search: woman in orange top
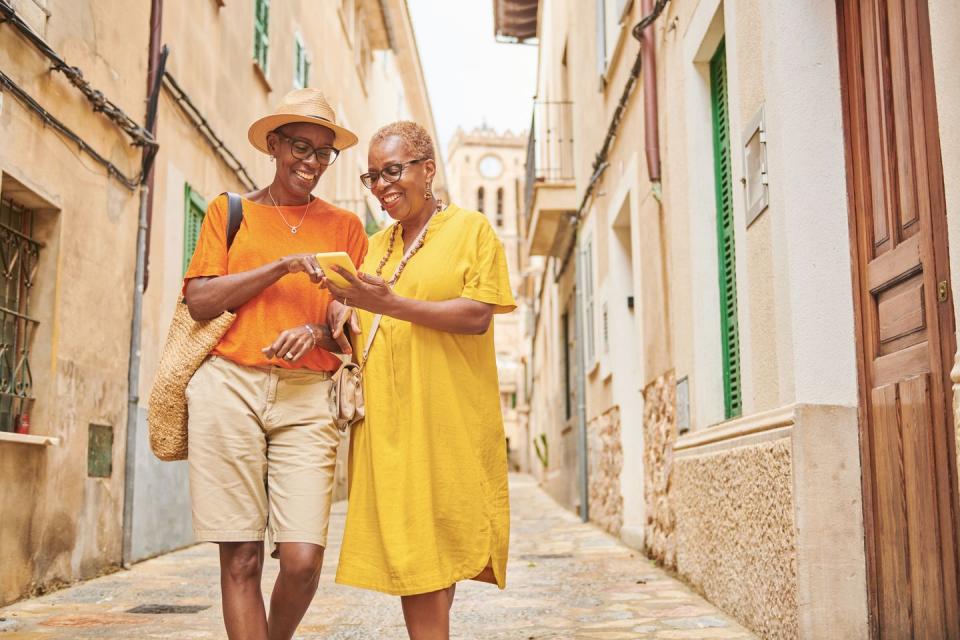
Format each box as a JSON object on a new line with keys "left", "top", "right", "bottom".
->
{"left": 183, "top": 89, "right": 366, "bottom": 640}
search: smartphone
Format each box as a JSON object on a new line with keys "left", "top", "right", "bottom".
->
{"left": 315, "top": 251, "right": 358, "bottom": 288}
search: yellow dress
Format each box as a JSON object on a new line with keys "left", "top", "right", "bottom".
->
{"left": 335, "top": 204, "right": 516, "bottom": 596}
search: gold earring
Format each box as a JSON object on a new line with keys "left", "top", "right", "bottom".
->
{"left": 424, "top": 183, "right": 433, "bottom": 200}
{"left": 269, "top": 155, "right": 275, "bottom": 162}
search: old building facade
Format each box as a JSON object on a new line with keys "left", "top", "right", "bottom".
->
{"left": 0, "top": 0, "right": 149, "bottom": 606}
{"left": 0, "top": 0, "right": 443, "bottom": 605}
{"left": 502, "top": 0, "right": 960, "bottom": 637}
{"left": 446, "top": 125, "right": 530, "bottom": 471}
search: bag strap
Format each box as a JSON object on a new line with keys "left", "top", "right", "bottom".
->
{"left": 357, "top": 314, "right": 382, "bottom": 372}
{"left": 224, "top": 192, "right": 244, "bottom": 249}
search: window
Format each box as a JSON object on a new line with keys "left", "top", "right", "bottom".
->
{"left": 596, "top": 0, "right": 607, "bottom": 81}
{"left": 354, "top": 15, "right": 372, "bottom": 86}
{"left": 496, "top": 187, "right": 504, "bottom": 227}
{"left": 562, "top": 311, "right": 572, "bottom": 420}
{"left": 293, "top": 33, "right": 310, "bottom": 89}
{"left": 477, "top": 187, "right": 485, "bottom": 213}
{"left": 183, "top": 184, "right": 206, "bottom": 275}
{"left": 0, "top": 199, "right": 40, "bottom": 433}
{"left": 339, "top": 0, "right": 356, "bottom": 43}
{"left": 602, "top": 300, "right": 609, "bottom": 354}
{"left": 710, "top": 39, "right": 742, "bottom": 419}
{"left": 253, "top": 0, "right": 270, "bottom": 73}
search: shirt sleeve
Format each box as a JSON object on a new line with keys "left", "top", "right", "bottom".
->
{"left": 461, "top": 221, "right": 517, "bottom": 314}
{"left": 183, "top": 195, "right": 230, "bottom": 286}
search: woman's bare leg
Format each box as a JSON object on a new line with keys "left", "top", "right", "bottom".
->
{"left": 267, "top": 542, "right": 325, "bottom": 640}
{"left": 219, "top": 542, "right": 268, "bottom": 640}
{"left": 401, "top": 587, "right": 454, "bottom": 640}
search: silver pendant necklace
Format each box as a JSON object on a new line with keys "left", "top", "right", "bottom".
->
{"left": 268, "top": 186, "right": 311, "bottom": 234}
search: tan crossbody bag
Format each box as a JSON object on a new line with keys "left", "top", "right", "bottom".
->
{"left": 329, "top": 313, "right": 381, "bottom": 432}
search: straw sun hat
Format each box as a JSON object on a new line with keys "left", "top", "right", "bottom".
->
{"left": 247, "top": 88, "right": 359, "bottom": 153}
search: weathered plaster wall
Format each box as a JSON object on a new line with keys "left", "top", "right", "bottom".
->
{"left": 643, "top": 372, "right": 676, "bottom": 568}
{"left": 674, "top": 438, "right": 798, "bottom": 640}
{"left": 0, "top": 0, "right": 147, "bottom": 604}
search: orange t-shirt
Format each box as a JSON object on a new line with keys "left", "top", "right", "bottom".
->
{"left": 184, "top": 194, "right": 368, "bottom": 372}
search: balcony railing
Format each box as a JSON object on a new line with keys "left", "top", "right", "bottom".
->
{"left": 523, "top": 101, "right": 574, "bottom": 230}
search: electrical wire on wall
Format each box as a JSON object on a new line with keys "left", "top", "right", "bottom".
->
{"left": 0, "top": 70, "right": 142, "bottom": 190}
{"left": 0, "top": 0, "right": 156, "bottom": 149}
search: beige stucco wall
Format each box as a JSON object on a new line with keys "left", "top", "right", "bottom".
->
{"left": 0, "top": 0, "right": 147, "bottom": 604}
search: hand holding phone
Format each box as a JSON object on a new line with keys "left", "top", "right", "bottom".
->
{"left": 314, "top": 251, "right": 358, "bottom": 288}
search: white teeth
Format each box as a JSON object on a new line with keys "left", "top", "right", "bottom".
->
{"left": 383, "top": 193, "right": 400, "bottom": 203}
{"left": 295, "top": 170, "right": 315, "bottom": 181}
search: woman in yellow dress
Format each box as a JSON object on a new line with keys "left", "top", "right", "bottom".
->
{"left": 324, "top": 121, "right": 515, "bottom": 639}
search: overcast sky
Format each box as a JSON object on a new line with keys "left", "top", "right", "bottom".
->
{"left": 407, "top": 0, "right": 538, "bottom": 158}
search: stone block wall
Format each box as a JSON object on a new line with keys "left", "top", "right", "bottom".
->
{"left": 673, "top": 438, "right": 799, "bottom": 639}
{"left": 587, "top": 406, "right": 623, "bottom": 536}
{"left": 643, "top": 371, "right": 677, "bottom": 567}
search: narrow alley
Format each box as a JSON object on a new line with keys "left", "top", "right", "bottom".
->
{"left": 0, "top": 476, "right": 755, "bottom": 639}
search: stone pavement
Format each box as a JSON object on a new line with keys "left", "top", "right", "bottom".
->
{"left": 0, "top": 475, "right": 757, "bottom": 639}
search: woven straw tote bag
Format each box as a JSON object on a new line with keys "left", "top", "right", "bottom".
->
{"left": 147, "top": 193, "right": 243, "bottom": 461}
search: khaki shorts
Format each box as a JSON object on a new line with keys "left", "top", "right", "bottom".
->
{"left": 186, "top": 355, "right": 339, "bottom": 554}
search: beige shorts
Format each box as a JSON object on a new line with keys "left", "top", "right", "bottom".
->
{"left": 186, "top": 355, "right": 339, "bottom": 553}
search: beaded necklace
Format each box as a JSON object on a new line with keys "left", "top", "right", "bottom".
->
{"left": 375, "top": 200, "right": 445, "bottom": 286}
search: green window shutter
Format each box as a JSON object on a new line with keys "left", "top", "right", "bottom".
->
{"left": 293, "top": 34, "right": 309, "bottom": 88}
{"left": 254, "top": 0, "right": 270, "bottom": 71}
{"left": 183, "top": 184, "right": 207, "bottom": 275}
{"left": 710, "top": 40, "right": 742, "bottom": 419}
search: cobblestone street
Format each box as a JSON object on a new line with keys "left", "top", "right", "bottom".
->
{"left": 0, "top": 476, "right": 756, "bottom": 639}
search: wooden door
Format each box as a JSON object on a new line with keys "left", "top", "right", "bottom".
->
{"left": 837, "top": 0, "right": 959, "bottom": 637}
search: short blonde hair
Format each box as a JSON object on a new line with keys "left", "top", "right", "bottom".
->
{"left": 370, "top": 121, "right": 435, "bottom": 161}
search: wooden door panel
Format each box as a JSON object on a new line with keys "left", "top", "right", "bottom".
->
{"left": 876, "top": 277, "right": 925, "bottom": 349}
{"left": 900, "top": 375, "right": 947, "bottom": 639}
{"left": 859, "top": 0, "right": 892, "bottom": 253}
{"left": 866, "top": 234, "right": 919, "bottom": 293}
{"left": 870, "top": 383, "right": 911, "bottom": 637}
{"left": 838, "top": 0, "right": 959, "bottom": 637}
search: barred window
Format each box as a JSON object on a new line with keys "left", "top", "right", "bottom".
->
{"left": 0, "top": 199, "right": 40, "bottom": 433}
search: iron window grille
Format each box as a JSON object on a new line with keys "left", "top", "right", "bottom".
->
{"left": 0, "top": 199, "right": 40, "bottom": 432}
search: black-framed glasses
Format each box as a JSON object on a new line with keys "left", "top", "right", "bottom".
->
{"left": 360, "top": 158, "right": 427, "bottom": 189}
{"left": 275, "top": 132, "right": 340, "bottom": 166}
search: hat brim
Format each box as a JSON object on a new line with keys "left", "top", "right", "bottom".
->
{"left": 248, "top": 114, "right": 359, "bottom": 153}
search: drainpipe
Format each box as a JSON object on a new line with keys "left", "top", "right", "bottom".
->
{"left": 122, "top": 0, "right": 164, "bottom": 568}
{"left": 574, "top": 246, "right": 590, "bottom": 523}
{"left": 638, "top": 0, "right": 662, "bottom": 186}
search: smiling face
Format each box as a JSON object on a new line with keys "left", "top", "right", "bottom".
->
{"left": 367, "top": 135, "right": 436, "bottom": 224}
{"left": 266, "top": 122, "right": 337, "bottom": 199}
